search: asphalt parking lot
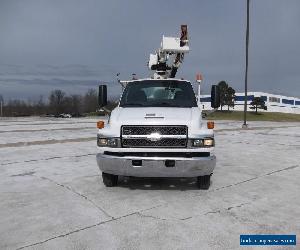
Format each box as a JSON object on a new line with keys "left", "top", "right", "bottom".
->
{"left": 0, "top": 117, "right": 299, "bottom": 250}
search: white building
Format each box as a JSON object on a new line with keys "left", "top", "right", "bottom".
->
{"left": 201, "top": 92, "right": 300, "bottom": 114}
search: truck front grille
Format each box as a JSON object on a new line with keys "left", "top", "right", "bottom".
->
{"left": 122, "top": 126, "right": 187, "bottom": 136}
{"left": 121, "top": 125, "right": 187, "bottom": 148}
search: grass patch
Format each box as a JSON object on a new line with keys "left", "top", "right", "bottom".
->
{"left": 205, "top": 111, "right": 300, "bottom": 122}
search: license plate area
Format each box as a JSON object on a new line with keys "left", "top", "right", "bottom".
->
{"left": 165, "top": 160, "right": 175, "bottom": 167}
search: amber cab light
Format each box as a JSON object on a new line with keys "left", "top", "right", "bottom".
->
{"left": 97, "top": 121, "right": 105, "bottom": 129}
{"left": 196, "top": 73, "right": 203, "bottom": 82}
{"left": 207, "top": 121, "right": 214, "bottom": 129}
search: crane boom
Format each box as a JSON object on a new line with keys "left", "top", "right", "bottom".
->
{"left": 148, "top": 25, "right": 189, "bottom": 79}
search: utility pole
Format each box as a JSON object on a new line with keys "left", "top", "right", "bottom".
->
{"left": 243, "top": 0, "right": 250, "bottom": 128}
{"left": 0, "top": 101, "right": 3, "bottom": 117}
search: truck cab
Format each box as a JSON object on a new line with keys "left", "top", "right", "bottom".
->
{"left": 96, "top": 78, "right": 220, "bottom": 189}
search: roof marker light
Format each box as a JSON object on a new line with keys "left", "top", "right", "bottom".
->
{"left": 196, "top": 73, "right": 203, "bottom": 83}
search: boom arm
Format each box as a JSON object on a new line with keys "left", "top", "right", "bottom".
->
{"left": 148, "top": 25, "right": 189, "bottom": 79}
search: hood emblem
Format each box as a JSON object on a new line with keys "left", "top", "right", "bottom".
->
{"left": 146, "top": 132, "right": 162, "bottom": 142}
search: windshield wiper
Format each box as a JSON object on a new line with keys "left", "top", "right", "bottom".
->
{"left": 154, "top": 102, "right": 180, "bottom": 107}
{"left": 153, "top": 102, "right": 191, "bottom": 107}
{"left": 155, "top": 102, "right": 173, "bottom": 106}
{"left": 123, "top": 103, "right": 146, "bottom": 107}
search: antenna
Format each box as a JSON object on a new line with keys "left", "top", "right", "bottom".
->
{"left": 116, "top": 73, "right": 126, "bottom": 88}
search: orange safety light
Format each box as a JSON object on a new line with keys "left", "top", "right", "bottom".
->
{"left": 207, "top": 121, "right": 214, "bottom": 129}
{"left": 97, "top": 120, "right": 105, "bottom": 129}
{"left": 196, "top": 73, "right": 203, "bottom": 83}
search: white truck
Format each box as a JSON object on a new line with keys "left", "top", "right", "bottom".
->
{"left": 96, "top": 26, "right": 220, "bottom": 189}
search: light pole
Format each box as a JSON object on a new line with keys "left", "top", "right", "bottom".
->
{"left": 0, "top": 101, "right": 3, "bottom": 117}
{"left": 243, "top": 0, "right": 250, "bottom": 128}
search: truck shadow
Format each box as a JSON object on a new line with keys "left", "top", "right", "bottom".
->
{"left": 116, "top": 176, "right": 204, "bottom": 190}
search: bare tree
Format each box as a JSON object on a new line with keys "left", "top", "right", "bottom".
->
{"left": 0, "top": 94, "right": 4, "bottom": 117}
{"left": 36, "top": 95, "right": 46, "bottom": 114}
{"left": 49, "top": 89, "right": 66, "bottom": 115}
{"left": 1, "top": 89, "right": 119, "bottom": 117}
{"left": 83, "top": 88, "right": 98, "bottom": 113}
{"left": 70, "top": 94, "right": 82, "bottom": 116}
{"left": 6, "top": 99, "right": 32, "bottom": 116}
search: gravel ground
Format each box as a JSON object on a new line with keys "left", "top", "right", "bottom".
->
{"left": 0, "top": 117, "right": 299, "bottom": 250}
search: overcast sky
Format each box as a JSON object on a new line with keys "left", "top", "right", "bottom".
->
{"left": 0, "top": 0, "right": 299, "bottom": 101}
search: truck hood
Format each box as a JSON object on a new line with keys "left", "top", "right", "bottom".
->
{"left": 111, "top": 107, "right": 194, "bottom": 125}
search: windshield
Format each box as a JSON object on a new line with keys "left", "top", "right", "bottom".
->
{"left": 119, "top": 80, "right": 197, "bottom": 107}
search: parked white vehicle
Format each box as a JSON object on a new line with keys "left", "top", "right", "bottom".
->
{"left": 96, "top": 26, "right": 220, "bottom": 189}
{"left": 58, "top": 113, "right": 72, "bottom": 118}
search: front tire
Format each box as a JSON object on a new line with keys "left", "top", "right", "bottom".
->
{"left": 197, "top": 175, "right": 211, "bottom": 190}
{"left": 102, "top": 172, "right": 118, "bottom": 187}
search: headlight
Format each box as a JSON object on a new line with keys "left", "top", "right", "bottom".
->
{"left": 203, "top": 138, "right": 214, "bottom": 147}
{"left": 192, "top": 139, "right": 204, "bottom": 147}
{"left": 192, "top": 138, "right": 214, "bottom": 147}
{"left": 97, "top": 137, "right": 118, "bottom": 147}
{"left": 107, "top": 138, "right": 118, "bottom": 147}
{"left": 98, "top": 138, "right": 108, "bottom": 146}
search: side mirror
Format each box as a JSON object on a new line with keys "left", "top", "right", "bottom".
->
{"left": 98, "top": 85, "right": 107, "bottom": 107}
{"left": 211, "top": 85, "right": 220, "bottom": 108}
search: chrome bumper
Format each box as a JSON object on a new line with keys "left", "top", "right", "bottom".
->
{"left": 96, "top": 153, "right": 216, "bottom": 177}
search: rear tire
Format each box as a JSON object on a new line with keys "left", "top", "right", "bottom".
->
{"left": 102, "top": 172, "right": 118, "bottom": 187}
{"left": 197, "top": 175, "right": 211, "bottom": 190}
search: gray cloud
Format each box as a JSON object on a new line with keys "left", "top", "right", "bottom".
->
{"left": 0, "top": 77, "right": 122, "bottom": 102}
{"left": 0, "top": 0, "right": 299, "bottom": 100}
{"left": 0, "top": 63, "right": 116, "bottom": 79}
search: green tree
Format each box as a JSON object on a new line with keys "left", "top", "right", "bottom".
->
{"left": 225, "top": 87, "right": 236, "bottom": 111}
{"left": 249, "top": 97, "right": 267, "bottom": 114}
{"left": 217, "top": 81, "right": 228, "bottom": 111}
